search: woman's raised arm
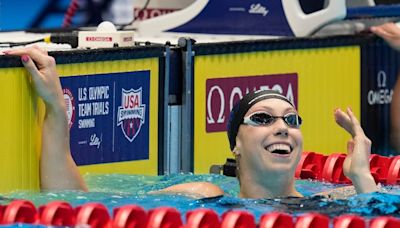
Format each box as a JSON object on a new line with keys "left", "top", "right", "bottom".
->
{"left": 5, "top": 46, "right": 87, "bottom": 191}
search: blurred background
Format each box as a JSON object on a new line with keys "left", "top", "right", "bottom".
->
{"left": 1, "top": 0, "right": 400, "bottom": 31}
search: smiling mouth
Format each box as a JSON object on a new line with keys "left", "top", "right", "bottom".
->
{"left": 265, "top": 144, "right": 292, "bottom": 155}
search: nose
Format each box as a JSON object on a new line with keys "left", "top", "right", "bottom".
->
{"left": 273, "top": 118, "right": 289, "bottom": 137}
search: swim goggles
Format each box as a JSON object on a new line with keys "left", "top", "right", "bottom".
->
{"left": 242, "top": 111, "right": 302, "bottom": 128}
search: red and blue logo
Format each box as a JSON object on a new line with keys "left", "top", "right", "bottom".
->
{"left": 117, "top": 88, "right": 146, "bottom": 142}
{"left": 63, "top": 88, "right": 76, "bottom": 129}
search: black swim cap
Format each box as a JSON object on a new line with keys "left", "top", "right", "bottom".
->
{"left": 227, "top": 89, "right": 295, "bottom": 151}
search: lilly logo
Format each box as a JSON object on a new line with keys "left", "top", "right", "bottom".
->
{"left": 117, "top": 88, "right": 146, "bottom": 142}
{"left": 249, "top": 3, "right": 269, "bottom": 16}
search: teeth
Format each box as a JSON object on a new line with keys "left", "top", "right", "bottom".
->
{"left": 266, "top": 144, "right": 291, "bottom": 153}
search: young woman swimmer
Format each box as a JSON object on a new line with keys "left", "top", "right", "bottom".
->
{"left": 162, "top": 90, "right": 378, "bottom": 198}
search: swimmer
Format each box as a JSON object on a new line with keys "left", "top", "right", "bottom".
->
{"left": 371, "top": 22, "right": 400, "bottom": 153}
{"left": 162, "top": 90, "right": 378, "bottom": 198}
{"left": 4, "top": 46, "right": 87, "bottom": 191}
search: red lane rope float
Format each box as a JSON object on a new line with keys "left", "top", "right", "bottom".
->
{"left": 1, "top": 200, "right": 38, "bottom": 225}
{"left": 295, "top": 152, "right": 400, "bottom": 185}
{"left": 75, "top": 202, "right": 111, "bottom": 228}
{"left": 295, "top": 151, "right": 327, "bottom": 180}
{"left": 221, "top": 210, "right": 256, "bottom": 228}
{"left": 369, "top": 154, "right": 393, "bottom": 184}
{"left": 333, "top": 214, "right": 366, "bottom": 228}
{"left": 387, "top": 156, "right": 400, "bottom": 185}
{"left": 186, "top": 208, "right": 220, "bottom": 228}
{"left": 295, "top": 213, "right": 329, "bottom": 228}
{"left": 38, "top": 201, "right": 75, "bottom": 226}
{"left": 369, "top": 216, "right": 400, "bottom": 228}
{"left": 321, "top": 153, "right": 351, "bottom": 184}
{"left": 147, "top": 207, "right": 183, "bottom": 228}
{"left": 259, "top": 212, "right": 294, "bottom": 228}
{"left": 112, "top": 205, "right": 147, "bottom": 228}
{"left": 0, "top": 205, "right": 4, "bottom": 223}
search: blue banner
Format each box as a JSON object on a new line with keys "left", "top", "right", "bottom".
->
{"left": 362, "top": 39, "right": 400, "bottom": 156}
{"left": 60, "top": 71, "right": 150, "bottom": 165}
{"left": 169, "top": 0, "right": 293, "bottom": 36}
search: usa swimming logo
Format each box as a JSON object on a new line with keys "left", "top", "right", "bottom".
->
{"left": 117, "top": 88, "right": 146, "bottom": 142}
{"left": 63, "top": 88, "right": 75, "bottom": 129}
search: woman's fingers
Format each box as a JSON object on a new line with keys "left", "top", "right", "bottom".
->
{"left": 371, "top": 23, "right": 400, "bottom": 50}
{"left": 20, "top": 55, "right": 42, "bottom": 82}
{"left": 371, "top": 23, "right": 398, "bottom": 36}
{"left": 334, "top": 108, "right": 354, "bottom": 137}
{"left": 6, "top": 46, "right": 49, "bottom": 68}
{"left": 346, "top": 108, "right": 368, "bottom": 138}
{"left": 372, "top": 25, "right": 395, "bottom": 38}
{"left": 32, "top": 45, "right": 48, "bottom": 55}
{"left": 334, "top": 107, "right": 366, "bottom": 138}
{"left": 6, "top": 47, "right": 63, "bottom": 109}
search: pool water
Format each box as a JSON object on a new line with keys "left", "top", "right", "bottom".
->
{"left": 2, "top": 173, "right": 400, "bottom": 224}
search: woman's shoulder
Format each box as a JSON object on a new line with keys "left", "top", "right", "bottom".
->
{"left": 155, "top": 181, "right": 225, "bottom": 199}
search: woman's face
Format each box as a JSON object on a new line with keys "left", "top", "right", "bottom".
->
{"left": 235, "top": 98, "right": 303, "bottom": 177}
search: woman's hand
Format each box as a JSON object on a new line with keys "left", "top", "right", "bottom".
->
{"left": 334, "top": 108, "right": 378, "bottom": 194}
{"left": 371, "top": 22, "right": 400, "bottom": 51}
{"left": 5, "top": 46, "right": 65, "bottom": 113}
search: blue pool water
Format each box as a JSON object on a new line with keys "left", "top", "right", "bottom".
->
{"left": 2, "top": 173, "right": 400, "bottom": 225}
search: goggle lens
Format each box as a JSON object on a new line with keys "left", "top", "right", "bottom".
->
{"left": 244, "top": 112, "right": 302, "bottom": 128}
